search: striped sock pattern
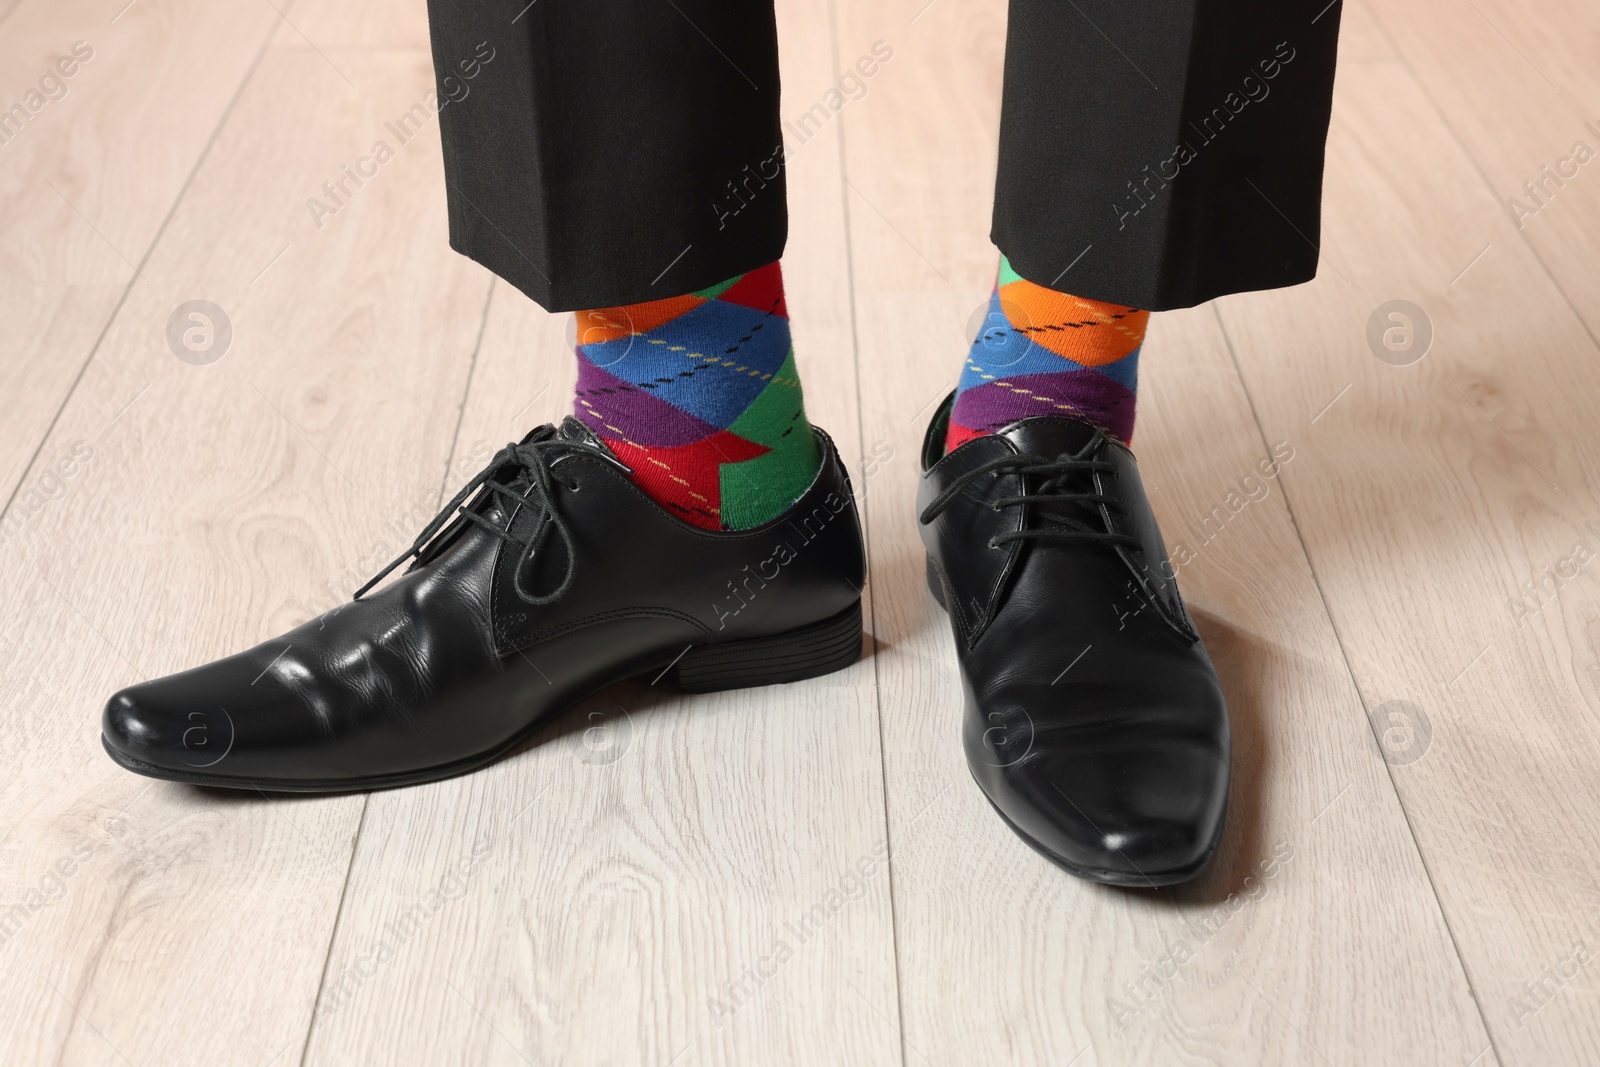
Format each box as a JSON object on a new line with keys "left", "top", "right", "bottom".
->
{"left": 573, "top": 262, "right": 822, "bottom": 530}
{"left": 946, "top": 256, "right": 1147, "bottom": 452}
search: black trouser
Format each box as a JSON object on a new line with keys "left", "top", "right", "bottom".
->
{"left": 425, "top": 0, "right": 1342, "bottom": 312}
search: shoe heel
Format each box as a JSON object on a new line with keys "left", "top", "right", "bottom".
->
{"left": 670, "top": 601, "right": 862, "bottom": 693}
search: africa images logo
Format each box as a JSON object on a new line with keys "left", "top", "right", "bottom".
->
{"left": 181, "top": 706, "right": 235, "bottom": 768}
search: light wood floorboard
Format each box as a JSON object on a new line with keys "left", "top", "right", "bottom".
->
{"left": 1215, "top": 8, "right": 1600, "bottom": 1061}
{"left": 0, "top": 0, "right": 280, "bottom": 523}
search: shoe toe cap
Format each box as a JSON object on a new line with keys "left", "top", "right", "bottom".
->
{"left": 998, "top": 764, "right": 1222, "bottom": 889}
{"left": 102, "top": 688, "right": 152, "bottom": 748}
{"left": 968, "top": 686, "right": 1230, "bottom": 885}
{"left": 1068, "top": 804, "right": 1219, "bottom": 885}
{"left": 102, "top": 679, "right": 241, "bottom": 775}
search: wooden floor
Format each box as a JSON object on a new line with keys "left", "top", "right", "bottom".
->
{"left": 4, "top": 0, "right": 1599, "bottom": 1062}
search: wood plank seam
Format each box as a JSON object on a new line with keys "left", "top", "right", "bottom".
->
{"left": 824, "top": 0, "right": 912, "bottom": 1062}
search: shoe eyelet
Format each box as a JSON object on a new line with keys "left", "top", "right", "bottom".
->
{"left": 986, "top": 537, "right": 998, "bottom": 550}
{"left": 565, "top": 480, "right": 580, "bottom": 493}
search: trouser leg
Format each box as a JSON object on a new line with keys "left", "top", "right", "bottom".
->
{"left": 425, "top": 0, "right": 786, "bottom": 311}
{"left": 992, "top": 0, "right": 1343, "bottom": 310}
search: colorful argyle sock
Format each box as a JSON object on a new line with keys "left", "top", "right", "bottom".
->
{"left": 946, "top": 256, "right": 1147, "bottom": 452}
{"left": 573, "top": 262, "right": 822, "bottom": 530}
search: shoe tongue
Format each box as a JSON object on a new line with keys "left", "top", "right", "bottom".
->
{"left": 995, "top": 414, "right": 1103, "bottom": 460}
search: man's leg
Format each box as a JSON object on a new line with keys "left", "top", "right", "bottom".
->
{"left": 950, "top": 1, "right": 1341, "bottom": 451}
{"left": 993, "top": 0, "right": 1342, "bottom": 309}
{"left": 429, "top": 0, "right": 820, "bottom": 529}
{"left": 923, "top": 0, "right": 1341, "bottom": 885}
{"left": 99, "top": 1, "right": 865, "bottom": 791}
{"left": 427, "top": 0, "right": 787, "bottom": 310}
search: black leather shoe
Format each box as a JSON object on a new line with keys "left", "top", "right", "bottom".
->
{"left": 918, "top": 395, "right": 1229, "bottom": 886}
{"left": 102, "top": 419, "right": 865, "bottom": 791}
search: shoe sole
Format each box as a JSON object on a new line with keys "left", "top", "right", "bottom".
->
{"left": 928, "top": 555, "right": 1219, "bottom": 887}
{"left": 101, "top": 599, "right": 863, "bottom": 794}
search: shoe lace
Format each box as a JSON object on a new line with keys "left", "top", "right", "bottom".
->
{"left": 918, "top": 431, "right": 1143, "bottom": 553}
{"left": 354, "top": 426, "right": 585, "bottom": 604}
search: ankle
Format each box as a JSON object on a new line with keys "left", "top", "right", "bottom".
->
{"left": 571, "top": 262, "right": 822, "bottom": 530}
{"left": 946, "top": 256, "right": 1145, "bottom": 453}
